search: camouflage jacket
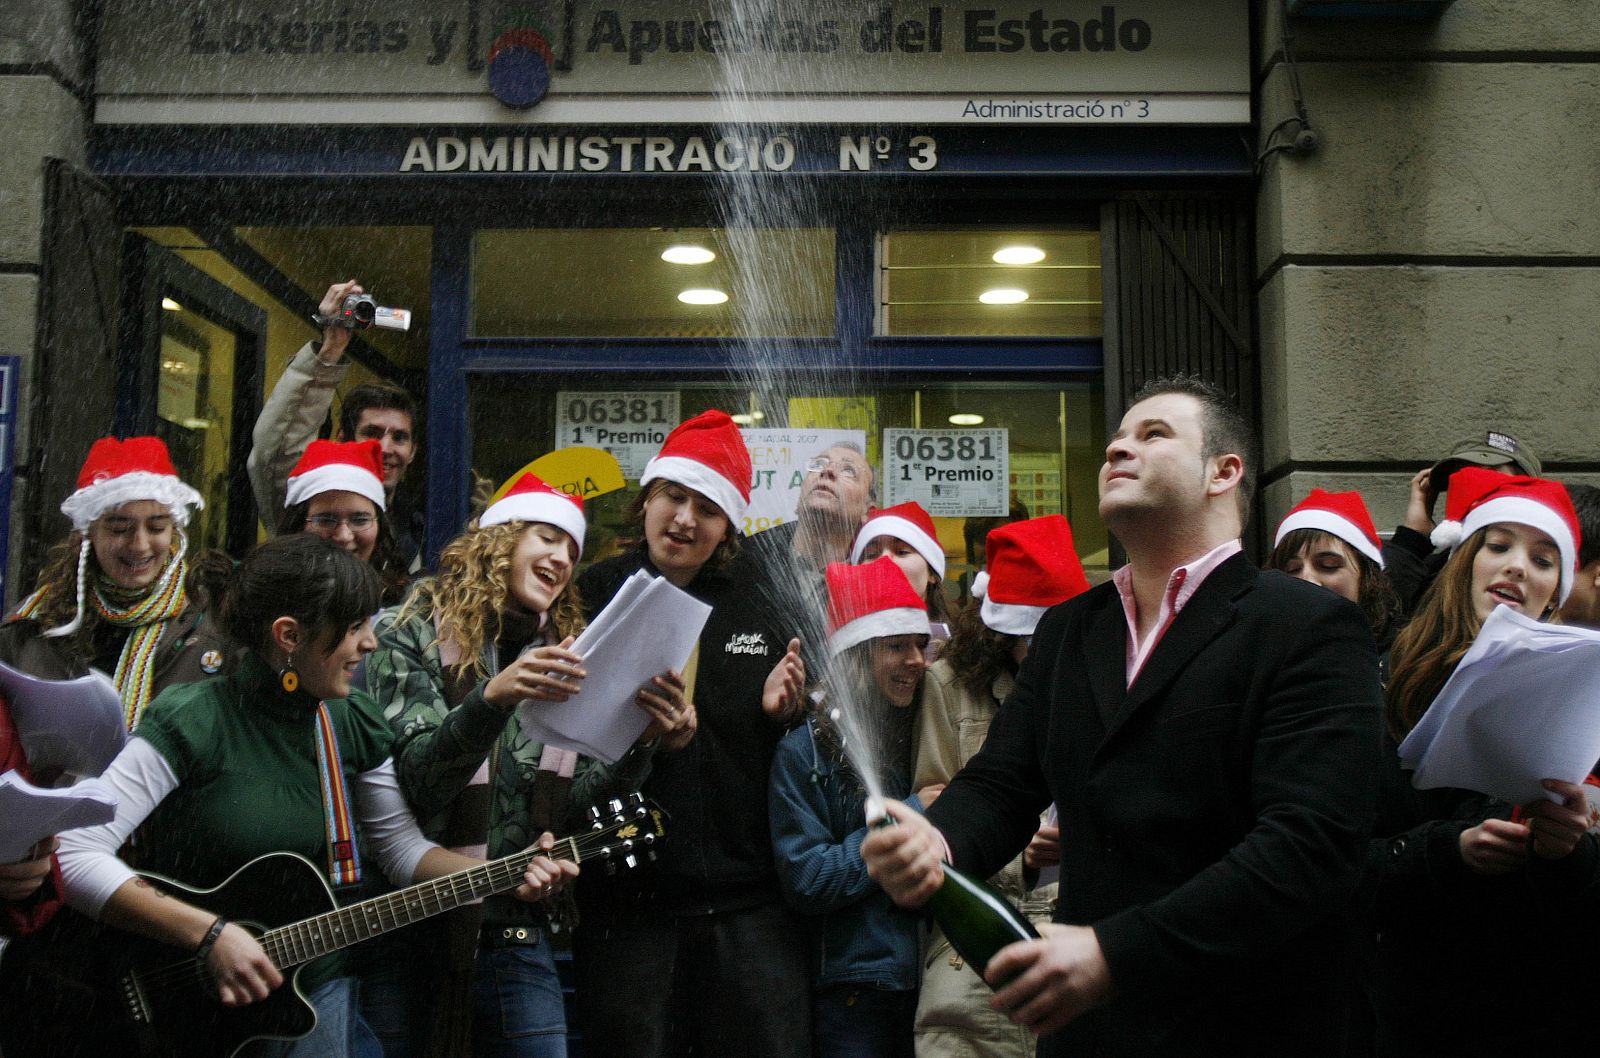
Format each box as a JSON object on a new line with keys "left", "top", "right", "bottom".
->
{"left": 368, "top": 603, "right": 655, "bottom": 925}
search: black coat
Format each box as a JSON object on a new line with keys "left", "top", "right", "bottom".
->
{"left": 575, "top": 545, "right": 796, "bottom": 914}
{"left": 929, "top": 554, "right": 1382, "bottom": 1058}
{"left": 1381, "top": 525, "right": 1444, "bottom": 617}
{"left": 1366, "top": 736, "right": 1600, "bottom": 1056}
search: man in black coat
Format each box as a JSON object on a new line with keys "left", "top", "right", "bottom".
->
{"left": 864, "top": 377, "right": 1381, "bottom": 1057}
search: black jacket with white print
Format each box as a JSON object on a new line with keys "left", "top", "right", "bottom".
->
{"left": 576, "top": 544, "right": 797, "bottom": 914}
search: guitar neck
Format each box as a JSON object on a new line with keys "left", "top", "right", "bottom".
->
{"left": 258, "top": 833, "right": 586, "bottom": 969}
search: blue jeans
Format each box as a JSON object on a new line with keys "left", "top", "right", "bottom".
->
{"left": 472, "top": 939, "right": 568, "bottom": 1058}
{"left": 813, "top": 985, "right": 917, "bottom": 1058}
{"left": 363, "top": 934, "right": 566, "bottom": 1058}
{"left": 254, "top": 976, "right": 382, "bottom": 1058}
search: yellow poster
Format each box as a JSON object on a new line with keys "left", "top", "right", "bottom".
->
{"left": 493, "top": 446, "right": 626, "bottom": 504}
{"left": 787, "top": 396, "right": 879, "bottom": 464}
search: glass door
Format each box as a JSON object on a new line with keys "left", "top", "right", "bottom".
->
{"left": 122, "top": 235, "right": 267, "bottom": 555}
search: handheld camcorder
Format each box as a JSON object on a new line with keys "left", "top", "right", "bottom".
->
{"left": 319, "top": 293, "right": 411, "bottom": 332}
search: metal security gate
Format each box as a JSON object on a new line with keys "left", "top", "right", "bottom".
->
{"left": 1103, "top": 193, "right": 1255, "bottom": 419}
{"left": 1100, "top": 192, "right": 1259, "bottom": 547}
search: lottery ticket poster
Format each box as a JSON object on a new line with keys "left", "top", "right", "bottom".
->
{"left": 554, "top": 391, "right": 680, "bottom": 479}
{"left": 884, "top": 427, "right": 1009, "bottom": 517}
{"left": 740, "top": 428, "right": 867, "bottom": 536}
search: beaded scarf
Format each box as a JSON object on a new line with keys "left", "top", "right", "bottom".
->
{"left": 93, "top": 550, "right": 190, "bottom": 731}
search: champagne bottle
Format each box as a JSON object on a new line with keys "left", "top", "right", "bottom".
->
{"left": 928, "top": 861, "right": 1041, "bottom": 986}
{"left": 865, "top": 798, "right": 1040, "bottom": 987}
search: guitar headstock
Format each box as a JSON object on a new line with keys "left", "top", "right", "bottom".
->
{"left": 580, "top": 793, "right": 667, "bottom": 876}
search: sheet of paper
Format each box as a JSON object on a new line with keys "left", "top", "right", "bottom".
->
{"left": 0, "top": 659, "right": 127, "bottom": 778}
{"left": 1398, "top": 607, "right": 1600, "bottom": 805}
{"left": 519, "top": 574, "right": 712, "bottom": 764}
{"left": 569, "top": 570, "right": 653, "bottom": 656}
{"left": 0, "top": 770, "right": 118, "bottom": 862}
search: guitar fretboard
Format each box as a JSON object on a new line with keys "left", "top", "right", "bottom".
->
{"left": 256, "top": 817, "right": 643, "bottom": 969}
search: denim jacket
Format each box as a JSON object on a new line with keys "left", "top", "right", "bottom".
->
{"left": 769, "top": 717, "right": 924, "bottom": 991}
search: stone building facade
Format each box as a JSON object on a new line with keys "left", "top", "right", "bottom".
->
{"left": 0, "top": 0, "right": 1595, "bottom": 593}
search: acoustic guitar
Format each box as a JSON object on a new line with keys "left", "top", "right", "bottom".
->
{"left": 0, "top": 794, "right": 665, "bottom": 1058}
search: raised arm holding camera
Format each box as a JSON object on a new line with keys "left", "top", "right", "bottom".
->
{"left": 247, "top": 279, "right": 426, "bottom": 567}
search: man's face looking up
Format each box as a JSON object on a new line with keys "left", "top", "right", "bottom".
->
{"left": 798, "top": 446, "right": 873, "bottom": 528}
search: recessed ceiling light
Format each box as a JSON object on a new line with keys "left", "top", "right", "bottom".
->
{"left": 948, "top": 413, "right": 985, "bottom": 426}
{"left": 678, "top": 288, "right": 729, "bottom": 305}
{"left": 730, "top": 411, "right": 766, "bottom": 425}
{"left": 978, "top": 288, "right": 1028, "bottom": 305}
{"left": 992, "top": 245, "right": 1045, "bottom": 265}
{"left": 161, "top": 297, "right": 183, "bottom": 311}
{"left": 662, "top": 245, "right": 716, "bottom": 265}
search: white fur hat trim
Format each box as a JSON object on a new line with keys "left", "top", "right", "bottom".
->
{"left": 284, "top": 464, "right": 386, "bottom": 512}
{"left": 849, "top": 515, "right": 946, "bottom": 578}
{"left": 640, "top": 455, "right": 748, "bottom": 529}
{"left": 980, "top": 597, "right": 1050, "bottom": 637}
{"left": 1277, "top": 510, "right": 1385, "bottom": 567}
{"left": 60, "top": 472, "right": 204, "bottom": 532}
{"left": 479, "top": 493, "right": 587, "bottom": 560}
{"left": 828, "top": 607, "right": 930, "bottom": 658}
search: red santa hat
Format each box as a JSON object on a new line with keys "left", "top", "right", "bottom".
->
{"left": 59, "top": 436, "right": 203, "bottom": 532}
{"left": 284, "top": 440, "right": 386, "bottom": 512}
{"left": 826, "top": 556, "right": 931, "bottom": 657}
{"left": 47, "top": 436, "right": 203, "bottom": 639}
{"left": 1274, "top": 489, "right": 1385, "bottom": 568}
{"left": 639, "top": 410, "right": 752, "bottom": 528}
{"left": 850, "top": 501, "right": 946, "bottom": 579}
{"left": 1430, "top": 466, "right": 1581, "bottom": 603}
{"left": 972, "top": 515, "right": 1091, "bottom": 636}
{"left": 479, "top": 471, "right": 588, "bottom": 559}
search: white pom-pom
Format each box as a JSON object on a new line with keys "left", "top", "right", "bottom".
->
{"left": 971, "top": 571, "right": 991, "bottom": 600}
{"left": 1430, "top": 520, "right": 1464, "bottom": 550}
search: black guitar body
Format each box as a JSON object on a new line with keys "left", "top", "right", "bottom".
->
{"left": 0, "top": 853, "right": 338, "bottom": 1058}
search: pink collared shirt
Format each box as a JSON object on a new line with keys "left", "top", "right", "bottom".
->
{"left": 1113, "top": 539, "right": 1242, "bottom": 686}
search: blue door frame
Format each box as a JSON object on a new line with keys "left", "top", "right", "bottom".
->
{"left": 422, "top": 217, "right": 1104, "bottom": 562}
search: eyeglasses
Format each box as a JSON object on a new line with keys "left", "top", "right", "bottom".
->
{"left": 804, "top": 456, "right": 864, "bottom": 480}
{"left": 307, "top": 513, "right": 377, "bottom": 532}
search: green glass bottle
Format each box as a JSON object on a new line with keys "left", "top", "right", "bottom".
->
{"left": 929, "top": 861, "right": 1041, "bottom": 986}
{"left": 865, "top": 798, "right": 1040, "bottom": 987}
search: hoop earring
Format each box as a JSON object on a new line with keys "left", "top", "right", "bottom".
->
{"left": 279, "top": 652, "right": 301, "bottom": 694}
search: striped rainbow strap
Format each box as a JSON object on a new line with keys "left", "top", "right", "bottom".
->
{"left": 312, "top": 702, "right": 363, "bottom": 888}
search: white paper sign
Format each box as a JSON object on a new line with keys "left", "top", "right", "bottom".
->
{"left": 740, "top": 428, "right": 866, "bottom": 537}
{"left": 554, "top": 391, "right": 679, "bottom": 479}
{"left": 0, "top": 660, "right": 126, "bottom": 779}
{"left": 884, "top": 428, "right": 1009, "bottom": 517}
{"left": 517, "top": 571, "right": 711, "bottom": 764}
{"left": 0, "top": 771, "right": 117, "bottom": 862}
{"left": 1398, "top": 606, "right": 1600, "bottom": 805}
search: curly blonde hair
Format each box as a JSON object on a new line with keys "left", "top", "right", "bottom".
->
{"left": 398, "top": 520, "right": 586, "bottom": 681}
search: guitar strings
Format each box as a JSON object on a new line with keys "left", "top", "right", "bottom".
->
{"left": 129, "top": 811, "right": 658, "bottom": 999}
